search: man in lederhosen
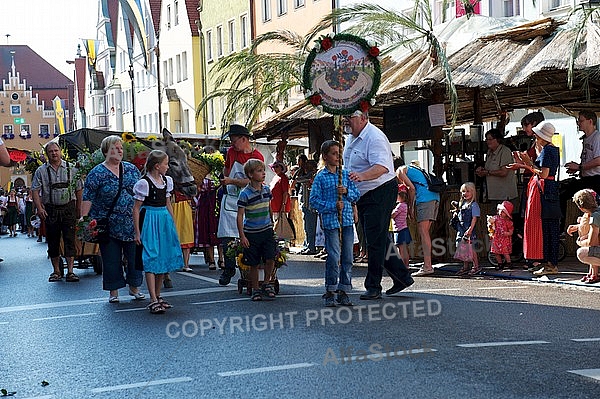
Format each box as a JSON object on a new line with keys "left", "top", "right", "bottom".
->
{"left": 32, "top": 142, "right": 82, "bottom": 282}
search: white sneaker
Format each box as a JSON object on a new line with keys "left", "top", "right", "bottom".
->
{"left": 533, "top": 265, "right": 559, "bottom": 276}
{"left": 412, "top": 267, "right": 434, "bottom": 277}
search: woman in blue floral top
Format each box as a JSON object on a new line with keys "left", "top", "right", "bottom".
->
{"left": 81, "top": 136, "right": 144, "bottom": 303}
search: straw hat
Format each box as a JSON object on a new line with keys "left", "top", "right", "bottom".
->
{"left": 532, "top": 121, "right": 555, "bottom": 143}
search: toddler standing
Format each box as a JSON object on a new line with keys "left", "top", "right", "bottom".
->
{"left": 391, "top": 189, "right": 412, "bottom": 267}
{"left": 454, "top": 182, "right": 481, "bottom": 276}
{"left": 489, "top": 200, "right": 514, "bottom": 270}
{"left": 133, "top": 150, "right": 184, "bottom": 314}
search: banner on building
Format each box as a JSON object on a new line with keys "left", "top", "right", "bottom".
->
{"left": 82, "top": 39, "right": 100, "bottom": 71}
{"left": 53, "top": 96, "right": 67, "bottom": 135}
{"left": 456, "top": 0, "right": 481, "bottom": 17}
{"left": 119, "top": 0, "right": 149, "bottom": 68}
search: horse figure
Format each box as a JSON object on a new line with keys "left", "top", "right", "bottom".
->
{"left": 145, "top": 129, "right": 197, "bottom": 198}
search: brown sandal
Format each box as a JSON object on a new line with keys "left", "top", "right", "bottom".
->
{"left": 48, "top": 272, "right": 62, "bottom": 282}
{"left": 65, "top": 272, "right": 80, "bottom": 282}
{"left": 148, "top": 301, "right": 165, "bottom": 314}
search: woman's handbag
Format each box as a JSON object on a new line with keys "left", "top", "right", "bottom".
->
{"left": 454, "top": 238, "right": 474, "bottom": 262}
{"left": 274, "top": 212, "right": 295, "bottom": 240}
{"left": 87, "top": 163, "right": 123, "bottom": 244}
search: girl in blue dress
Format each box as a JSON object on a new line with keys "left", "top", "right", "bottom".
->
{"left": 133, "top": 150, "right": 184, "bottom": 313}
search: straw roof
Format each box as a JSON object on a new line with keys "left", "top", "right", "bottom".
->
{"left": 253, "top": 14, "right": 600, "bottom": 140}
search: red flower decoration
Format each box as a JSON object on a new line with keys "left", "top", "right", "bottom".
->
{"left": 89, "top": 219, "right": 97, "bottom": 229}
{"left": 369, "top": 46, "right": 380, "bottom": 57}
{"left": 310, "top": 94, "right": 322, "bottom": 106}
{"left": 321, "top": 37, "right": 333, "bottom": 51}
{"left": 359, "top": 100, "right": 370, "bottom": 113}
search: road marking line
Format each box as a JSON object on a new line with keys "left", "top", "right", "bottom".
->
{"left": 32, "top": 312, "right": 97, "bottom": 321}
{"left": 571, "top": 338, "right": 600, "bottom": 342}
{"left": 175, "top": 272, "right": 220, "bottom": 284}
{"left": 457, "top": 340, "right": 550, "bottom": 348}
{"left": 410, "top": 288, "right": 461, "bottom": 292}
{"left": 476, "top": 286, "right": 528, "bottom": 290}
{"left": 90, "top": 376, "right": 192, "bottom": 393}
{"left": 218, "top": 362, "right": 315, "bottom": 377}
{"left": 0, "top": 287, "right": 234, "bottom": 314}
{"left": 192, "top": 293, "right": 325, "bottom": 305}
{"left": 0, "top": 321, "right": 9, "bottom": 325}
{"left": 345, "top": 348, "right": 438, "bottom": 362}
{"left": 21, "top": 395, "right": 54, "bottom": 399}
{"left": 568, "top": 368, "right": 600, "bottom": 381}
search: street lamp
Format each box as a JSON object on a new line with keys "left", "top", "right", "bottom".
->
{"left": 128, "top": 64, "right": 136, "bottom": 132}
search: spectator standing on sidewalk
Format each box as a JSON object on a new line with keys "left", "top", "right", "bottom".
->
{"left": 292, "top": 155, "right": 318, "bottom": 255}
{"left": 310, "top": 140, "right": 360, "bottom": 307}
{"left": 32, "top": 142, "right": 82, "bottom": 283}
{"left": 396, "top": 163, "right": 440, "bottom": 277}
{"left": 217, "top": 124, "right": 264, "bottom": 286}
{"left": 344, "top": 110, "right": 414, "bottom": 300}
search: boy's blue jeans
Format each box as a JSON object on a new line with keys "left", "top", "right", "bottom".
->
{"left": 324, "top": 225, "right": 354, "bottom": 292}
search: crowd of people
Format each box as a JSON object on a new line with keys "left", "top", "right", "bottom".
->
{"left": 4, "top": 109, "right": 600, "bottom": 310}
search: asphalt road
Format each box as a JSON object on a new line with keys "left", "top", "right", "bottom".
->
{"left": 1, "top": 233, "right": 599, "bottom": 399}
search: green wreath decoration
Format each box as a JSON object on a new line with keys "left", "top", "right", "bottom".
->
{"left": 302, "top": 33, "right": 381, "bottom": 116}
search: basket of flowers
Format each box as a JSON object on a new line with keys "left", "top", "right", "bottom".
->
{"left": 190, "top": 150, "right": 225, "bottom": 184}
{"left": 226, "top": 238, "right": 287, "bottom": 295}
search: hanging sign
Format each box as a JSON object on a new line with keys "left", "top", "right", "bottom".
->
{"left": 303, "top": 33, "right": 381, "bottom": 115}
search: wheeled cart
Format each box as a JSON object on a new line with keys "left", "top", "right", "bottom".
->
{"left": 236, "top": 264, "right": 280, "bottom": 295}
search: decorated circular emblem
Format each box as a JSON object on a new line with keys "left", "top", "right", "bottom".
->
{"left": 303, "top": 33, "right": 381, "bottom": 115}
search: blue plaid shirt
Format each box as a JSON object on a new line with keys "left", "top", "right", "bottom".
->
{"left": 309, "top": 167, "right": 360, "bottom": 229}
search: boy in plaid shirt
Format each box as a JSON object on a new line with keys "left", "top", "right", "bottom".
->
{"left": 310, "top": 140, "right": 360, "bottom": 307}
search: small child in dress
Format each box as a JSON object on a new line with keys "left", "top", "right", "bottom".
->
{"left": 237, "top": 159, "right": 278, "bottom": 301}
{"left": 133, "top": 150, "right": 184, "bottom": 314}
{"left": 454, "top": 182, "right": 481, "bottom": 276}
{"left": 569, "top": 189, "right": 600, "bottom": 284}
{"left": 490, "top": 200, "right": 514, "bottom": 270}
{"left": 309, "top": 140, "right": 360, "bottom": 307}
{"left": 391, "top": 188, "right": 412, "bottom": 267}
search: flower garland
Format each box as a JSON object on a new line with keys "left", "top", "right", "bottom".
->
{"left": 226, "top": 239, "right": 288, "bottom": 272}
{"left": 303, "top": 33, "right": 381, "bottom": 115}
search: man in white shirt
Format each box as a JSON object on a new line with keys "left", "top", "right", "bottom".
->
{"left": 344, "top": 110, "right": 414, "bottom": 300}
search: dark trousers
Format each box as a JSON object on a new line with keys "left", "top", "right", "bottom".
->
{"left": 559, "top": 175, "right": 600, "bottom": 229}
{"left": 45, "top": 202, "right": 77, "bottom": 258}
{"left": 357, "top": 178, "right": 412, "bottom": 291}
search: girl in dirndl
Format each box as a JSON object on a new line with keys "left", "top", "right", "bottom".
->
{"left": 454, "top": 182, "right": 481, "bottom": 276}
{"left": 133, "top": 150, "right": 184, "bottom": 314}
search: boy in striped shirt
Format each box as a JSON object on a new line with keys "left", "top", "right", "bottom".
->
{"left": 237, "top": 159, "right": 278, "bottom": 301}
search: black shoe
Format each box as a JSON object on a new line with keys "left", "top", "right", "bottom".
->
{"left": 385, "top": 278, "right": 414, "bottom": 296}
{"left": 359, "top": 289, "right": 382, "bottom": 300}
{"left": 336, "top": 291, "right": 353, "bottom": 306}
{"left": 322, "top": 291, "right": 336, "bottom": 307}
{"left": 219, "top": 270, "right": 235, "bottom": 286}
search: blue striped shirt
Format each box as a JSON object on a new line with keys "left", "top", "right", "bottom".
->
{"left": 309, "top": 167, "right": 360, "bottom": 229}
{"left": 238, "top": 184, "right": 273, "bottom": 233}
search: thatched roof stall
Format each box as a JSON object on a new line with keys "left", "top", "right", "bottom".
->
{"left": 253, "top": 13, "right": 600, "bottom": 141}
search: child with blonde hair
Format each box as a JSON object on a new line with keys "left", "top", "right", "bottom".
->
{"left": 489, "top": 200, "right": 515, "bottom": 270}
{"left": 454, "top": 182, "right": 481, "bottom": 276}
{"left": 569, "top": 189, "right": 600, "bottom": 284}
{"left": 391, "top": 188, "right": 411, "bottom": 267}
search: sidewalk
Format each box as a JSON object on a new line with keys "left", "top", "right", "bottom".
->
{"left": 289, "top": 247, "right": 599, "bottom": 288}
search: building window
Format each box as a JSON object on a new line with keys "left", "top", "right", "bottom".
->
{"left": 163, "top": 112, "right": 169, "bottom": 130}
{"left": 183, "top": 109, "right": 190, "bottom": 133}
{"left": 294, "top": 0, "right": 305, "bottom": 8}
{"left": 168, "top": 58, "right": 174, "bottom": 85}
{"left": 4, "top": 125, "right": 13, "bottom": 135}
{"left": 10, "top": 105, "right": 20, "bottom": 115}
{"left": 40, "top": 124, "right": 49, "bottom": 136}
{"left": 176, "top": 54, "right": 182, "bottom": 82}
{"left": 216, "top": 25, "right": 223, "bottom": 58}
{"left": 228, "top": 20, "right": 235, "bottom": 53}
{"left": 262, "top": 0, "right": 272, "bottom": 22}
{"left": 503, "top": 0, "right": 520, "bottom": 16}
{"left": 208, "top": 99, "right": 215, "bottom": 128}
{"left": 163, "top": 60, "right": 168, "bottom": 86}
{"left": 277, "top": 0, "right": 287, "bottom": 16}
{"left": 240, "top": 14, "right": 249, "bottom": 49}
{"left": 174, "top": 0, "right": 179, "bottom": 26}
{"left": 167, "top": 5, "right": 171, "bottom": 29}
{"left": 206, "top": 30, "right": 213, "bottom": 62}
{"left": 182, "top": 51, "right": 188, "bottom": 80}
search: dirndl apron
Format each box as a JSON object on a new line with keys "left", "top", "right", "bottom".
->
{"left": 217, "top": 160, "right": 246, "bottom": 238}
